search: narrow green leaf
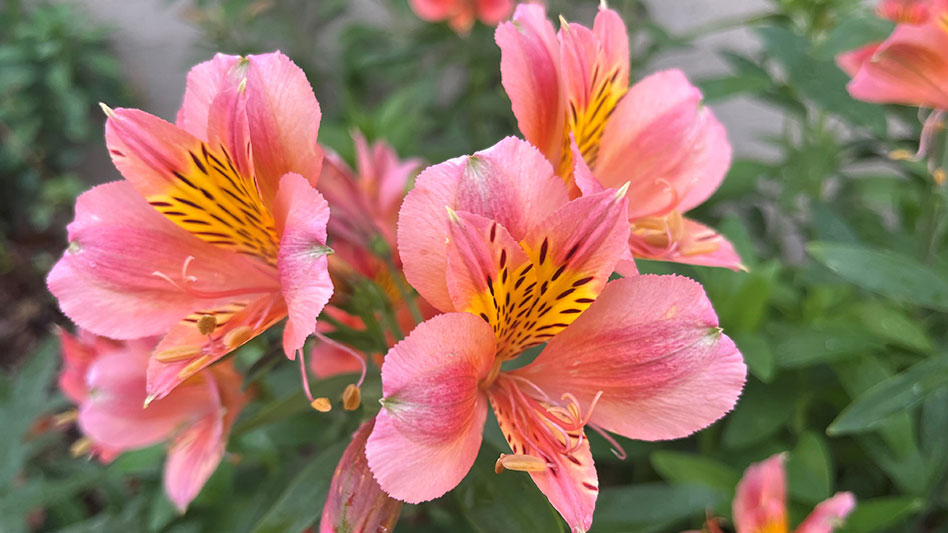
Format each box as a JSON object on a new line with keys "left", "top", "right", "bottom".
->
{"left": 829, "top": 356, "right": 948, "bottom": 435}
{"left": 837, "top": 496, "right": 923, "bottom": 532}
{"left": 594, "top": 483, "right": 720, "bottom": 532}
{"left": 649, "top": 451, "right": 740, "bottom": 496}
{"left": 786, "top": 432, "right": 832, "bottom": 504}
{"left": 250, "top": 441, "right": 347, "bottom": 533}
{"left": 808, "top": 242, "right": 948, "bottom": 311}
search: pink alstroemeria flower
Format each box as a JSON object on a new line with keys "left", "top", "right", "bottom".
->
{"left": 47, "top": 52, "right": 333, "bottom": 400}
{"left": 366, "top": 137, "right": 746, "bottom": 532}
{"left": 733, "top": 454, "right": 856, "bottom": 533}
{"left": 838, "top": 0, "right": 948, "bottom": 110}
{"left": 59, "top": 329, "right": 247, "bottom": 512}
{"left": 320, "top": 419, "right": 403, "bottom": 533}
{"left": 310, "top": 132, "right": 427, "bottom": 378}
{"left": 497, "top": 4, "right": 741, "bottom": 270}
{"left": 837, "top": 0, "right": 948, "bottom": 183}
{"left": 410, "top": 0, "right": 514, "bottom": 34}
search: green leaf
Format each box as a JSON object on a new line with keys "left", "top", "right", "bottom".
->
{"left": 250, "top": 441, "right": 347, "bottom": 533}
{"left": 734, "top": 333, "right": 775, "bottom": 383}
{"left": 808, "top": 242, "right": 948, "bottom": 311}
{"left": 837, "top": 496, "right": 924, "bottom": 532}
{"left": 723, "top": 381, "right": 795, "bottom": 449}
{"left": 771, "top": 323, "right": 879, "bottom": 368}
{"left": 456, "top": 447, "right": 564, "bottom": 533}
{"left": 593, "top": 483, "right": 721, "bottom": 532}
{"left": 814, "top": 13, "right": 894, "bottom": 59}
{"left": 786, "top": 432, "right": 832, "bottom": 504}
{"left": 649, "top": 451, "right": 740, "bottom": 496}
{"left": 851, "top": 301, "right": 934, "bottom": 353}
{"left": 829, "top": 355, "right": 948, "bottom": 435}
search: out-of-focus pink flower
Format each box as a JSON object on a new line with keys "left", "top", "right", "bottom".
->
{"left": 838, "top": 0, "right": 948, "bottom": 110}
{"left": 58, "top": 329, "right": 247, "bottom": 512}
{"left": 837, "top": 0, "right": 948, "bottom": 182}
{"left": 733, "top": 454, "right": 856, "bottom": 533}
{"left": 47, "top": 52, "right": 333, "bottom": 401}
{"left": 497, "top": 4, "right": 741, "bottom": 270}
{"left": 366, "top": 137, "right": 746, "bottom": 531}
{"left": 320, "top": 419, "right": 402, "bottom": 533}
{"left": 310, "top": 132, "right": 430, "bottom": 379}
{"left": 410, "top": 0, "right": 514, "bottom": 34}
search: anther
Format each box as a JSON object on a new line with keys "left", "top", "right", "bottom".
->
{"left": 53, "top": 409, "right": 78, "bottom": 426}
{"left": 155, "top": 345, "right": 202, "bottom": 363}
{"left": 196, "top": 314, "right": 217, "bottom": 335}
{"left": 223, "top": 326, "right": 253, "bottom": 349}
{"left": 70, "top": 437, "right": 93, "bottom": 457}
{"left": 310, "top": 397, "right": 332, "bottom": 412}
{"left": 342, "top": 384, "right": 362, "bottom": 411}
{"left": 177, "top": 355, "right": 211, "bottom": 379}
{"left": 496, "top": 453, "right": 549, "bottom": 473}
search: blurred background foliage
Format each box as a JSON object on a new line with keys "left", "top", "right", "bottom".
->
{"left": 2, "top": 0, "right": 946, "bottom": 531}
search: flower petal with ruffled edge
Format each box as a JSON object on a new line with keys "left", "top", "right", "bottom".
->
{"left": 515, "top": 275, "right": 746, "bottom": 441}
{"left": 733, "top": 454, "right": 789, "bottom": 533}
{"left": 397, "top": 137, "right": 568, "bottom": 312}
{"left": 366, "top": 313, "right": 496, "bottom": 503}
{"left": 796, "top": 492, "right": 857, "bottom": 533}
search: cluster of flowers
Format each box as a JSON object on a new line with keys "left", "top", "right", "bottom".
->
{"left": 47, "top": 2, "right": 873, "bottom": 531}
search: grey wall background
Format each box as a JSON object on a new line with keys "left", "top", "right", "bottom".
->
{"left": 75, "top": 0, "right": 783, "bottom": 168}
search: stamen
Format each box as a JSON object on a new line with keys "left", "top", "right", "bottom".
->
{"left": 342, "top": 383, "right": 361, "bottom": 411}
{"left": 297, "top": 348, "right": 316, "bottom": 403}
{"left": 177, "top": 354, "right": 211, "bottom": 379}
{"left": 223, "top": 326, "right": 253, "bottom": 349}
{"left": 196, "top": 314, "right": 217, "bottom": 335}
{"left": 53, "top": 409, "right": 78, "bottom": 426}
{"left": 588, "top": 422, "right": 627, "bottom": 460}
{"left": 152, "top": 255, "right": 276, "bottom": 300}
{"left": 310, "top": 397, "right": 332, "bottom": 412}
{"left": 314, "top": 332, "right": 366, "bottom": 387}
{"left": 70, "top": 437, "right": 93, "bottom": 457}
{"left": 155, "top": 345, "right": 202, "bottom": 363}
{"left": 496, "top": 453, "right": 549, "bottom": 473}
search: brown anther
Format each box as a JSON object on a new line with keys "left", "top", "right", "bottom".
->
{"left": 70, "top": 437, "right": 93, "bottom": 457}
{"left": 177, "top": 355, "right": 211, "bottom": 379}
{"left": 53, "top": 409, "right": 78, "bottom": 426}
{"left": 342, "top": 384, "right": 361, "bottom": 411}
{"left": 934, "top": 168, "right": 946, "bottom": 185}
{"left": 311, "top": 397, "right": 332, "bottom": 412}
{"left": 196, "top": 314, "right": 217, "bottom": 335}
{"left": 497, "top": 453, "right": 548, "bottom": 472}
{"left": 223, "top": 326, "right": 253, "bottom": 348}
{"left": 495, "top": 455, "right": 506, "bottom": 474}
{"left": 155, "top": 345, "right": 202, "bottom": 363}
{"left": 889, "top": 148, "right": 914, "bottom": 161}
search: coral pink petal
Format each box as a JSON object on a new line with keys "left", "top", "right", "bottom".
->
{"left": 175, "top": 53, "right": 242, "bottom": 139}
{"left": 796, "top": 492, "right": 857, "bottom": 533}
{"left": 846, "top": 22, "right": 948, "bottom": 109}
{"left": 593, "top": 5, "right": 630, "bottom": 88}
{"left": 445, "top": 211, "right": 531, "bottom": 326}
{"left": 836, "top": 42, "right": 882, "bottom": 77}
{"left": 47, "top": 182, "right": 278, "bottom": 340}
{"left": 105, "top": 108, "right": 204, "bottom": 198}
{"left": 631, "top": 216, "right": 746, "bottom": 271}
{"left": 366, "top": 313, "right": 496, "bottom": 503}
{"left": 273, "top": 173, "right": 333, "bottom": 357}
{"left": 733, "top": 454, "right": 788, "bottom": 533}
{"left": 489, "top": 381, "right": 598, "bottom": 532}
{"left": 78, "top": 348, "right": 209, "bottom": 450}
{"left": 571, "top": 138, "right": 605, "bottom": 196}
{"left": 476, "top": 0, "right": 514, "bottom": 24}
{"left": 163, "top": 375, "right": 226, "bottom": 512}
{"left": 409, "top": 0, "right": 455, "bottom": 20}
{"left": 517, "top": 275, "right": 746, "bottom": 441}
{"left": 877, "top": 0, "right": 931, "bottom": 24}
{"left": 596, "top": 69, "right": 732, "bottom": 217}
{"left": 496, "top": 5, "right": 566, "bottom": 162}
{"left": 398, "top": 137, "right": 567, "bottom": 312}
{"left": 244, "top": 52, "right": 323, "bottom": 197}
{"left": 320, "top": 419, "right": 403, "bottom": 533}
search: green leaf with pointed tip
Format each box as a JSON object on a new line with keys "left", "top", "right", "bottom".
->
{"left": 594, "top": 483, "right": 721, "bottom": 532}
{"left": 786, "top": 432, "right": 832, "bottom": 504}
{"left": 837, "top": 496, "right": 924, "bottom": 532}
{"left": 808, "top": 242, "right": 948, "bottom": 311}
{"left": 829, "top": 356, "right": 948, "bottom": 435}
